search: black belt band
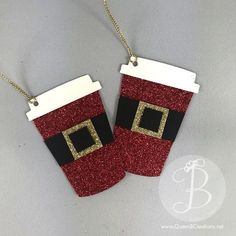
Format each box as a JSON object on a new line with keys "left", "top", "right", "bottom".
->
{"left": 115, "top": 96, "right": 185, "bottom": 142}
{"left": 45, "top": 113, "right": 114, "bottom": 166}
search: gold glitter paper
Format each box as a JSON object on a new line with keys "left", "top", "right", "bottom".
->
{"left": 63, "top": 119, "right": 103, "bottom": 160}
{"left": 131, "top": 101, "right": 169, "bottom": 139}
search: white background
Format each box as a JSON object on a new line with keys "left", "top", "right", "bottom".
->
{"left": 0, "top": 0, "right": 235, "bottom": 235}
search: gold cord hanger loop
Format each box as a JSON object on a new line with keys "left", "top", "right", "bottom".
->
{"left": 0, "top": 72, "right": 38, "bottom": 106}
{"left": 1, "top": 1, "right": 137, "bottom": 101}
{"left": 103, "top": 0, "right": 138, "bottom": 66}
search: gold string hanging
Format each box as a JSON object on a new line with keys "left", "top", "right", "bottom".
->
{"left": 0, "top": 72, "right": 38, "bottom": 106}
{"left": 1, "top": 0, "right": 137, "bottom": 103}
{"left": 103, "top": 0, "right": 138, "bottom": 66}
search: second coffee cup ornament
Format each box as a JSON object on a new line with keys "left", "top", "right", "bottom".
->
{"left": 103, "top": 0, "right": 200, "bottom": 176}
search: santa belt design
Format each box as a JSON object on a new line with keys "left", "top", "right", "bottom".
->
{"left": 115, "top": 96, "right": 185, "bottom": 142}
{"left": 45, "top": 113, "right": 114, "bottom": 166}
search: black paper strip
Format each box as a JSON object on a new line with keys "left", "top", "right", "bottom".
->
{"left": 115, "top": 96, "right": 139, "bottom": 129}
{"left": 162, "top": 110, "right": 185, "bottom": 141}
{"left": 115, "top": 96, "right": 185, "bottom": 141}
{"left": 91, "top": 113, "right": 114, "bottom": 145}
{"left": 45, "top": 112, "right": 113, "bottom": 166}
{"left": 45, "top": 133, "right": 74, "bottom": 166}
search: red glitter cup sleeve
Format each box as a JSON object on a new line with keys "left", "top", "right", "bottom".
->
{"left": 26, "top": 75, "right": 125, "bottom": 196}
{"left": 113, "top": 57, "right": 200, "bottom": 176}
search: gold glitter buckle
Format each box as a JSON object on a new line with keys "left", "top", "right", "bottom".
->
{"left": 131, "top": 101, "right": 169, "bottom": 139}
{"left": 62, "top": 119, "right": 103, "bottom": 160}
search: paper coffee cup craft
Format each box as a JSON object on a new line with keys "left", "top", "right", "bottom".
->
{"left": 0, "top": 72, "right": 125, "bottom": 197}
{"left": 103, "top": 0, "right": 200, "bottom": 176}
{"left": 114, "top": 58, "right": 200, "bottom": 176}
{"left": 26, "top": 75, "right": 125, "bottom": 196}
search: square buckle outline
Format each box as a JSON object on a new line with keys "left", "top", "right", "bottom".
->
{"left": 131, "top": 101, "right": 169, "bottom": 139}
{"left": 62, "top": 119, "right": 103, "bottom": 160}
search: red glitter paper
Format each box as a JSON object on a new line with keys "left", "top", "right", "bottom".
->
{"left": 121, "top": 75, "right": 193, "bottom": 112}
{"left": 33, "top": 91, "right": 125, "bottom": 196}
{"left": 114, "top": 75, "right": 193, "bottom": 176}
{"left": 34, "top": 92, "right": 105, "bottom": 140}
{"left": 114, "top": 127, "right": 172, "bottom": 176}
{"left": 62, "top": 142, "right": 125, "bottom": 197}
